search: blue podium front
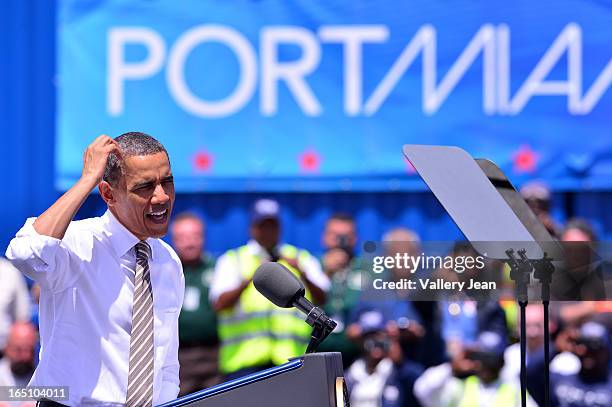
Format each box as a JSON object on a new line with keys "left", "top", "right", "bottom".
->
{"left": 160, "top": 352, "right": 346, "bottom": 407}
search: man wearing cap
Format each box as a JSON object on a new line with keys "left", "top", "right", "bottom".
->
{"left": 345, "top": 310, "right": 403, "bottom": 407}
{"left": 414, "top": 331, "right": 535, "bottom": 407}
{"left": 209, "top": 198, "right": 330, "bottom": 379}
{"left": 527, "top": 320, "right": 611, "bottom": 407}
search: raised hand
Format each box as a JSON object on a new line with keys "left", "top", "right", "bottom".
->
{"left": 33, "top": 134, "right": 119, "bottom": 239}
{"left": 81, "top": 135, "right": 121, "bottom": 186}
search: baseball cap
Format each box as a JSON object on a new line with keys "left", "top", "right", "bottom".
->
{"left": 358, "top": 310, "right": 386, "bottom": 335}
{"left": 251, "top": 198, "right": 280, "bottom": 224}
{"left": 472, "top": 331, "right": 507, "bottom": 358}
{"left": 577, "top": 321, "right": 610, "bottom": 350}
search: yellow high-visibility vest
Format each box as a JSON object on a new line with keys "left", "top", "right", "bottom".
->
{"left": 457, "top": 375, "right": 520, "bottom": 407}
{"left": 218, "top": 244, "right": 314, "bottom": 374}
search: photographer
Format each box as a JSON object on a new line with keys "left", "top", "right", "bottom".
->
{"left": 345, "top": 310, "right": 404, "bottom": 407}
{"left": 318, "top": 213, "right": 364, "bottom": 366}
{"left": 526, "top": 320, "right": 611, "bottom": 407}
{"left": 414, "top": 331, "right": 533, "bottom": 407}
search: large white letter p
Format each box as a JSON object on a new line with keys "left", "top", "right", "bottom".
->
{"left": 107, "top": 27, "right": 166, "bottom": 116}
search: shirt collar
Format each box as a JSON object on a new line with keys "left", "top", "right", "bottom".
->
{"left": 247, "top": 239, "right": 280, "bottom": 259}
{"left": 102, "top": 210, "right": 156, "bottom": 260}
{"left": 246, "top": 239, "right": 261, "bottom": 254}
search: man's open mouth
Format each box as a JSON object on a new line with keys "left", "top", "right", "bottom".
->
{"left": 146, "top": 208, "right": 168, "bottom": 223}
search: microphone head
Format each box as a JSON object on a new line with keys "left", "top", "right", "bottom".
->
{"left": 253, "top": 262, "right": 305, "bottom": 308}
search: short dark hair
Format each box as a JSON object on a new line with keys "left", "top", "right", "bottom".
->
{"left": 103, "top": 132, "right": 168, "bottom": 186}
{"left": 172, "top": 211, "right": 205, "bottom": 227}
{"left": 328, "top": 212, "right": 355, "bottom": 224}
{"left": 563, "top": 218, "right": 598, "bottom": 242}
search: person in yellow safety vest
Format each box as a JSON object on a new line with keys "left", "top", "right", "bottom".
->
{"left": 209, "top": 198, "right": 331, "bottom": 380}
{"left": 413, "top": 331, "right": 538, "bottom": 407}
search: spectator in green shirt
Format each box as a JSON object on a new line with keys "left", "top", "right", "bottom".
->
{"left": 171, "top": 212, "right": 222, "bottom": 395}
{"left": 318, "top": 213, "right": 363, "bottom": 367}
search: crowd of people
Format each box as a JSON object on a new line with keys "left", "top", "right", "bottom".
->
{"left": 1, "top": 183, "right": 611, "bottom": 407}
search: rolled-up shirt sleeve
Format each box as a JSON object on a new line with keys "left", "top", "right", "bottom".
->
{"left": 5, "top": 217, "right": 82, "bottom": 292}
{"left": 209, "top": 252, "right": 242, "bottom": 303}
{"left": 413, "top": 363, "right": 457, "bottom": 407}
{"left": 298, "top": 251, "right": 330, "bottom": 292}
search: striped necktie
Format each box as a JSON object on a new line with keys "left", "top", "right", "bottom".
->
{"left": 126, "top": 241, "right": 154, "bottom": 407}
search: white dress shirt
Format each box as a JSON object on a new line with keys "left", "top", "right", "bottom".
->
{"left": 0, "top": 258, "right": 31, "bottom": 349}
{"left": 5, "top": 210, "right": 184, "bottom": 406}
{"left": 346, "top": 358, "right": 398, "bottom": 407}
{"left": 209, "top": 239, "right": 329, "bottom": 303}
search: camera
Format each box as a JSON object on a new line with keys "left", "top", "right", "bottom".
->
{"left": 364, "top": 337, "right": 392, "bottom": 352}
{"left": 335, "top": 234, "right": 354, "bottom": 258}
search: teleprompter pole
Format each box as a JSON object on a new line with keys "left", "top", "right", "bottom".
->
{"left": 506, "top": 248, "right": 532, "bottom": 407}
{"left": 534, "top": 253, "right": 555, "bottom": 407}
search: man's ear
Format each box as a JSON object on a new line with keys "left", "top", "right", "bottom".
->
{"left": 99, "top": 181, "right": 116, "bottom": 206}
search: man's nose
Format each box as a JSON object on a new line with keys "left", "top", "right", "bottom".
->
{"left": 151, "top": 184, "right": 169, "bottom": 204}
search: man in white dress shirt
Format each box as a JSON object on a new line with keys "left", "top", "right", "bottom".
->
{"left": 5, "top": 132, "right": 184, "bottom": 406}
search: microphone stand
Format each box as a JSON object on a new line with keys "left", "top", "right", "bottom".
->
{"left": 506, "top": 248, "right": 555, "bottom": 407}
{"left": 533, "top": 252, "right": 555, "bottom": 407}
{"left": 294, "top": 297, "right": 337, "bottom": 354}
{"left": 505, "top": 248, "right": 532, "bottom": 407}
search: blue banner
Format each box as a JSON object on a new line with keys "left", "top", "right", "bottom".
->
{"left": 57, "top": 0, "right": 612, "bottom": 191}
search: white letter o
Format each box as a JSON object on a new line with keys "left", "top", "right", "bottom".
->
{"left": 167, "top": 25, "right": 257, "bottom": 118}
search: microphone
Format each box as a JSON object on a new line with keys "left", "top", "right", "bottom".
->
{"left": 253, "top": 262, "right": 337, "bottom": 353}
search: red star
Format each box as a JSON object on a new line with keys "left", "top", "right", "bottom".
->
{"left": 512, "top": 145, "right": 539, "bottom": 173}
{"left": 299, "top": 149, "right": 321, "bottom": 172}
{"left": 193, "top": 150, "right": 213, "bottom": 172}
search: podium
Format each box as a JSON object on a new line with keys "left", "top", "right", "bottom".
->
{"left": 160, "top": 352, "right": 347, "bottom": 407}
